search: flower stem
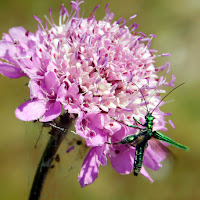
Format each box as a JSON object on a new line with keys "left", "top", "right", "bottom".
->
{"left": 28, "top": 113, "right": 72, "bottom": 200}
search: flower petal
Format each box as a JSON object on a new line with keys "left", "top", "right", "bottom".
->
{"left": 44, "top": 71, "right": 60, "bottom": 95}
{"left": 78, "top": 146, "right": 106, "bottom": 187}
{"left": 109, "top": 145, "right": 135, "bottom": 174}
{"left": 40, "top": 101, "right": 62, "bottom": 122}
{"left": 78, "top": 147, "right": 100, "bottom": 187}
{"left": 143, "top": 139, "right": 168, "bottom": 170}
{"left": 67, "top": 83, "right": 79, "bottom": 96}
{"left": 75, "top": 113, "right": 107, "bottom": 146}
{"left": 15, "top": 99, "right": 46, "bottom": 121}
{"left": 9, "top": 27, "right": 28, "bottom": 44}
{"left": 0, "top": 42, "right": 18, "bottom": 64}
{"left": 140, "top": 166, "right": 154, "bottom": 182}
{"left": 0, "top": 63, "right": 24, "bottom": 78}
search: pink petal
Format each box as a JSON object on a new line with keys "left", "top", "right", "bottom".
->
{"left": 2, "top": 33, "right": 12, "bottom": 42}
{"left": 0, "top": 63, "right": 24, "bottom": 78}
{"left": 9, "top": 27, "right": 28, "bottom": 43}
{"left": 109, "top": 145, "right": 135, "bottom": 174}
{"left": 15, "top": 99, "right": 46, "bottom": 121}
{"left": 40, "top": 101, "right": 62, "bottom": 122}
{"left": 63, "top": 103, "right": 81, "bottom": 114}
{"left": 75, "top": 113, "right": 108, "bottom": 146}
{"left": 29, "top": 79, "right": 44, "bottom": 99}
{"left": 143, "top": 150, "right": 162, "bottom": 170}
{"left": 78, "top": 147, "right": 101, "bottom": 187}
{"left": 148, "top": 139, "right": 168, "bottom": 163}
{"left": 44, "top": 71, "right": 60, "bottom": 95}
{"left": 140, "top": 166, "right": 154, "bottom": 182}
{"left": 67, "top": 83, "right": 79, "bottom": 96}
{"left": 0, "top": 42, "right": 18, "bottom": 64}
{"left": 143, "top": 139, "right": 168, "bottom": 170}
{"left": 57, "top": 83, "right": 67, "bottom": 100}
{"left": 86, "top": 130, "right": 107, "bottom": 147}
{"left": 20, "top": 56, "right": 42, "bottom": 78}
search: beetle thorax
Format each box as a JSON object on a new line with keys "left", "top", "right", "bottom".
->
{"left": 145, "top": 113, "right": 154, "bottom": 130}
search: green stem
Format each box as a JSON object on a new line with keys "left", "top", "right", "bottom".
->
{"left": 28, "top": 113, "right": 72, "bottom": 200}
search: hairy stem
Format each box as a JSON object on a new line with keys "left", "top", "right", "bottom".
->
{"left": 29, "top": 113, "right": 72, "bottom": 200}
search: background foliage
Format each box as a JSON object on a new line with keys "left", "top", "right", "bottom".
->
{"left": 0, "top": 0, "right": 199, "bottom": 199}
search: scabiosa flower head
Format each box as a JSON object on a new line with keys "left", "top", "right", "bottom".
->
{"left": 0, "top": 0, "right": 176, "bottom": 187}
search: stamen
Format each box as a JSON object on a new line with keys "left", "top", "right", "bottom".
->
{"left": 167, "top": 74, "right": 176, "bottom": 87}
{"left": 129, "top": 14, "right": 137, "bottom": 20}
{"left": 138, "top": 32, "right": 146, "bottom": 37}
{"left": 96, "top": 78, "right": 101, "bottom": 84}
{"left": 59, "top": 4, "right": 65, "bottom": 16}
{"left": 131, "top": 24, "right": 139, "bottom": 32}
{"left": 92, "top": 5, "right": 100, "bottom": 14}
{"left": 110, "top": 83, "right": 118, "bottom": 93}
{"left": 149, "top": 34, "right": 157, "bottom": 38}
{"left": 116, "top": 17, "right": 123, "bottom": 24}
{"left": 62, "top": 8, "right": 69, "bottom": 23}
{"left": 158, "top": 76, "right": 167, "bottom": 87}
{"left": 44, "top": 20, "right": 48, "bottom": 30}
{"left": 140, "top": 38, "right": 149, "bottom": 42}
{"left": 161, "top": 53, "right": 171, "bottom": 57}
{"left": 44, "top": 15, "right": 53, "bottom": 27}
{"left": 127, "top": 71, "right": 134, "bottom": 83}
{"left": 169, "top": 119, "right": 176, "bottom": 129}
{"left": 130, "top": 22, "right": 136, "bottom": 28}
{"left": 33, "top": 15, "right": 42, "bottom": 24}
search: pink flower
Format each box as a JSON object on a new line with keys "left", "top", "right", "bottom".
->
{"left": 15, "top": 71, "right": 63, "bottom": 122}
{"left": 0, "top": 0, "right": 176, "bottom": 187}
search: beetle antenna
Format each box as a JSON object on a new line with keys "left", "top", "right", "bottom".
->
{"left": 151, "top": 82, "right": 185, "bottom": 114}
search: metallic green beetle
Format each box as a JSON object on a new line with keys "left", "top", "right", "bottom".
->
{"left": 107, "top": 83, "right": 189, "bottom": 176}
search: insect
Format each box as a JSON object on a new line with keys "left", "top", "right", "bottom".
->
{"left": 107, "top": 83, "right": 189, "bottom": 176}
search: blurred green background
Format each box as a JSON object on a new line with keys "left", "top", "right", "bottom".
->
{"left": 0, "top": 0, "right": 200, "bottom": 199}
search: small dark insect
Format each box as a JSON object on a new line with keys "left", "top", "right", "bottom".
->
{"left": 55, "top": 154, "right": 60, "bottom": 163}
{"left": 76, "top": 140, "right": 82, "bottom": 145}
{"left": 107, "top": 83, "right": 189, "bottom": 176}
{"left": 50, "top": 165, "right": 55, "bottom": 169}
